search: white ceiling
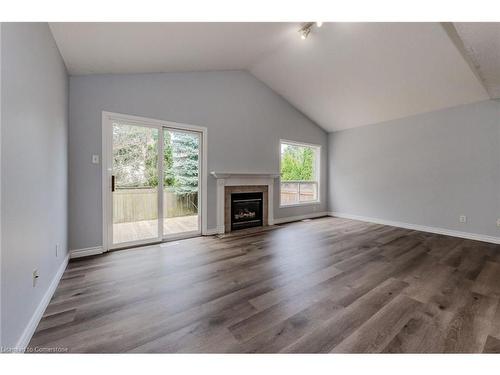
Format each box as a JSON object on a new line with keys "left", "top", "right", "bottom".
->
{"left": 454, "top": 22, "right": 500, "bottom": 99}
{"left": 49, "top": 22, "right": 494, "bottom": 132}
{"left": 251, "top": 22, "right": 489, "bottom": 131}
{"left": 49, "top": 22, "right": 296, "bottom": 74}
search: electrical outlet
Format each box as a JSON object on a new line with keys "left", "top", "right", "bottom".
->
{"left": 56, "top": 243, "right": 60, "bottom": 257}
{"left": 92, "top": 154, "right": 100, "bottom": 164}
{"left": 497, "top": 219, "right": 500, "bottom": 228}
{"left": 33, "top": 269, "right": 39, "bottom": 288}
{"left": 459, "top": 215, "right": 467, "bottom": 223}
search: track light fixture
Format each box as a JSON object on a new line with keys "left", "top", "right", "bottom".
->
{"left": 300, "top": 23, "right": 312, "bottom": 40}
{"left": 299, "top": 22, "right": 323, "bottom": 40}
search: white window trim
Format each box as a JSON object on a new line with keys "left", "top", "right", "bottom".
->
{"left": 279, "top": 139, "right": 321, "bottom": 208}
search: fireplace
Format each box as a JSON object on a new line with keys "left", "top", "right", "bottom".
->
{"left": 231, "top": 192, "right": 263, "bottom": 231}
{"left": 222, "top": 184, "right": 270, "bottom": 233}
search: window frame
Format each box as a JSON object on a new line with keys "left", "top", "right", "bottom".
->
{"left": 279, "top": 139, "right": 321, "bottom": 208}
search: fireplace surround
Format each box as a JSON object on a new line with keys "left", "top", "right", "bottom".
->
{"left": 211, "top": 172, "right": 279, "bottom": 234}
{"left": 224, "top": 185, "right": 268, "bottom": 232}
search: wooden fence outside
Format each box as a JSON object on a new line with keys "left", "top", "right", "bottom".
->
{"left": 280, "top": 181, "right": 317, "bottom": 205}
{"left": 113, "top": 188, "right": 198, "bottom": 223}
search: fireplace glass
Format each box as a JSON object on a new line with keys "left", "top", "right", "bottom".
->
{"left": 231, "top": 192, "right": 263, "bottom": 231}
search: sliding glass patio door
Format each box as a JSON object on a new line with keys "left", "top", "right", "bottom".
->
{"left": 106, "top": 115, "right": 202, "bottom": 249}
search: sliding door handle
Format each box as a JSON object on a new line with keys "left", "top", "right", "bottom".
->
{"left": 111, "top": 175, "right": 115, "bottom": 192}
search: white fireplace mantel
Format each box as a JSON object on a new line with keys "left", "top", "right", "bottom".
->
{"left": 211, "top": 171, "right": 279, "bottom": 234}
{"left": 210, "top": 171, "right": 280, "bottom": 179}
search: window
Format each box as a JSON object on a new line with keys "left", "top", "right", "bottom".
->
{"left": 280, "top": 140, "right": 320, "bottom": 206}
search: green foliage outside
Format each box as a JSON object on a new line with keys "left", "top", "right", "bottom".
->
{"left": 113, "top": 124, "right": 159, "bottom": 188}
{"left": 280, "top": 144, "right": 315, "bottom": 181}
{"left": 167, "top": 132, "right": 199, "bottom": 194}
{"left": 113, "top": 124, "right": 199, "bottom": 194}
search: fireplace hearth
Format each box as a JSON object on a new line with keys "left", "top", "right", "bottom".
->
{"left": 231, "top": 192, "right": 263, "bottom": 231}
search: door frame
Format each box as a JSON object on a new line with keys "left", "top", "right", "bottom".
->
{"left": 101, "top": 111, "right": 208, "bottom": 252}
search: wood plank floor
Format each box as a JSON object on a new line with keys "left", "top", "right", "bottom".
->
{"left": 28, "top": 217, "right": 500, "bottom": 353}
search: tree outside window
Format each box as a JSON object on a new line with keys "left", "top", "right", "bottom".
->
{"left": 280, "top": 141, "right": 320, "bottom": 206}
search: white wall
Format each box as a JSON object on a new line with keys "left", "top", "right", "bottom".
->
{"left": 69, "top": 71, "right": 328, "bottom": 251}
{"left": 329, "top": 100, "right": 500, "bottom": 240}
{"left": 1, "top": 23, "right": 69, "bottom": 349}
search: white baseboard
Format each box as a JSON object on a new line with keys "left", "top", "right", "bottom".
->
{"left": 329, "top": 212, "right": 500, "bottom": 245}
{"left": 15, "top": 253, "right": 69, "bottom": 352}
{"left": 70, "top": 246, "right": 104, "bottom": 259}
{"left": 273, "top": 211, "right": 329, "bottom": 225}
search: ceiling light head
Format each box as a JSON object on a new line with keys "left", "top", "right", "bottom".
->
{"left": 316, "top": 22, "right": 323, "bottom": 28}
{"left": 299, "top": 22, "right": 313, "bottom": 40}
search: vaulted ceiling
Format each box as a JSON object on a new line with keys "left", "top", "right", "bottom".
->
{"left": 49, "top": 22, "right": 498, "bottom": 132}
{"left": 454, "top": 22, "right": 500, "bottom": 99}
